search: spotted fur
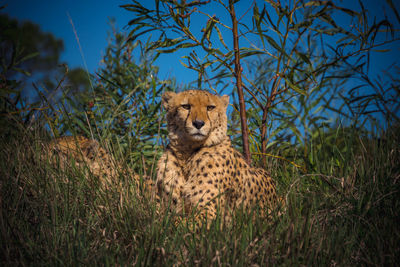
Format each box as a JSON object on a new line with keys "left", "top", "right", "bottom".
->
{"left": 47, "top": 136, "right": 123, "bottom": 187}
{"left": 156, "top": 90, "right": 278, "bottom": 225}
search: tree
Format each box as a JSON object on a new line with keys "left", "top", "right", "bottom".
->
{"left": 0, "top": 14, "right": 90, "bottom": 101}
{"left": 0, "top": 14, "right": 63, "bottom": 75}
{"left": 122, "top": 0, "right": 400, "bottom": 167}
{"left": 0, "top": 13, "right": 92, "bottom": 138}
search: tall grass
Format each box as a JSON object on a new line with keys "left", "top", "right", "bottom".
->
{"left": 1, "top": 114, "right": 398, "bottom": 265}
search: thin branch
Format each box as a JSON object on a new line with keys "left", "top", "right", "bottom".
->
{"left": 238, "top": 0, "right": 256, "bottom": 22}
{"left": 229, "top": 0, "right": 251, "bottom": 164}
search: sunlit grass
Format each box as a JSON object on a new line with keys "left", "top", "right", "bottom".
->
{"left": 1, "top": 120, "right": 398, "bottom": 265}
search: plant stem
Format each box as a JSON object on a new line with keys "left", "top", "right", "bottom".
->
{"left": 229, "top": 0, "right": 251, "bottom": 165}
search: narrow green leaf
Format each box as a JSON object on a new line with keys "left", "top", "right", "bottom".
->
{"left": 18, "top": 52, "right": 40, "bottom": 63}
{"left": 284, "top": 78, "right": 307, "bottom": 96}
{"left": 215, "top": 25, "right": 229, "bottom": 51}
{"left": 372, "top": 49, "right": 391, "bottom": 53}
{"left": 385, "top": 0, "right": 400, "bottom": 23}
{"left": 265, "top": 36, "right": 281, "bottom": 51}
{"left": 296, "top": 51, "right": 312, "bottom": 65}
{"left": 11, "top": 67, "right": 31, "bottom": 76}
{"left": 240, "top": 48, "right": 266, "bottom": 58}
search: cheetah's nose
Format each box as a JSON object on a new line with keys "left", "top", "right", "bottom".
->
{"left": 192, "top": 120, "right": 205, "bottom": 129}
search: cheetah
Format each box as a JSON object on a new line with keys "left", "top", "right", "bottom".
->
{"left": 156, "top": 90, "right": 278, "bottom": 226}
{"left": 47, "top": 136, "right": 123, "bottom": 187}
{"left": 47, "top": 136, "right": 154, "bottom": 196}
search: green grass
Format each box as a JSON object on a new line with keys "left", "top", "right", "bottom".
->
{"left": 1, "top": 123, "right": 399, "bottom": 265}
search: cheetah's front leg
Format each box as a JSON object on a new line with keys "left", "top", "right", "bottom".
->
{"left": 156, "top": 150, "right": 186, "bottom": 213}
{"left": 182, "top": 175, "right": 230, "bottom": 229}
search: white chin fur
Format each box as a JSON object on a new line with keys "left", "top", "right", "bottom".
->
{"left": 189, "top": 134, "right": 207, "bottom": 141}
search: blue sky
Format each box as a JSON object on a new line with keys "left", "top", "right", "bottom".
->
{"left": 2, "top": 0, "right": 399, "bottom": 86}
{"left": 2, "top": 1, "right": 132, "bottom": 73}
{"left": 2, "top": 0, "right": 203, "bottom": 85}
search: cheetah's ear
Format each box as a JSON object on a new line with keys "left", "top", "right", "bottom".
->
{"left": 162, "top": 91, "right": 177, "bottom": 110}
{"left": 221, "top": 95, "right": 229, "bottom": 109}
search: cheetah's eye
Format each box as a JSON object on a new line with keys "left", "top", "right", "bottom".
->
{"left": 181, "top": 104, "right": 191, "bottom": 110}
{"left": 207, "top": 105, "right": 216, "bottom": 111}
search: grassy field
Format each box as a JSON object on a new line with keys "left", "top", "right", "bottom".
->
{"left": 1, "top": 120, "right": 399, "bottom": 266}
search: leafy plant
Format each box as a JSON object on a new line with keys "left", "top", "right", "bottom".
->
{"left": 46, "top": 28, "right": 175, "bottom": 174}
{"left": 122, "top": 0, "right": 399, "bottom": 167}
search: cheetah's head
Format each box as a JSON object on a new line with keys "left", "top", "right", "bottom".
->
{"left": 162, "top": 90, "right": 229, "bottom": 148}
